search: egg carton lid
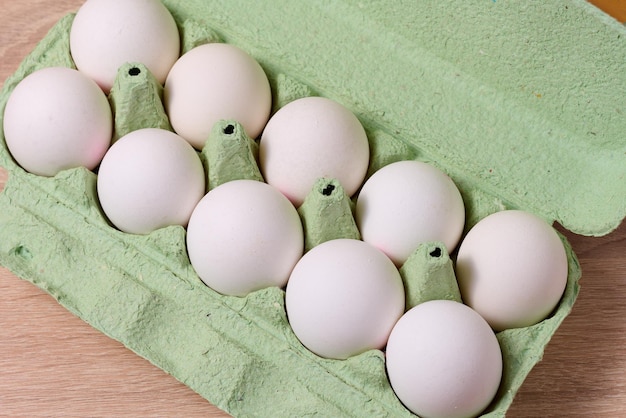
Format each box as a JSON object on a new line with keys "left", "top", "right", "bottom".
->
{"left": 0, "top": 1, "right": 624, "bottom": 417}
{"left": 157, "top": 0, "right": 626, "bottom": 236}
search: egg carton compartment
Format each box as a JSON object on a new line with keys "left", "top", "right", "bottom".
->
{"left": 1, "top": 1, "right": 625, "bottom": 417}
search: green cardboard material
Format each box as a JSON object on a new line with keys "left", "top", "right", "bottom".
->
{"left": 1, "top": 1, "right": 624, "bottom": 417}
{"left": 399, "top": 243, "right": 462, "bottom": 310}
{"left": 109, "top": 62, "right": 173, "bottom": 142}
{"left": 298, "top": 178, "right": 361, "bottom": 252}
{"left": 201, "top": 120, "right": 265, "bottom": 190}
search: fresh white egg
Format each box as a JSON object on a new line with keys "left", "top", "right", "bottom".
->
{"left": 70, "top": 0, "right": 180, "bottom": 93}
{"left": 455, "top": 209, "right": 568, "bottom": 331}
{"left": 96, "top": 128, "right": 205, "bottom": 234}
{"left": 186, "top": 179, "right": 303, "bottom": 297}
{"left": 164, "top": 43, "right": 272, "bottom": 149}
{"left": 285, "top": 239, "right": 405, "bottom": 360}
{"left": 385, "top": 300, "right": 502, "bottom": 418}
{"left": 3, "top": 67, "right": 112, "bottom": 177}
{"left": 259, "top": 96, "right": 370, "bottom": 207}
{"left": 355, "top": 160, "right": 465, "bottom": 266}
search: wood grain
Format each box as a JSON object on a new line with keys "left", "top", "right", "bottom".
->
{"left": 588, "top": 0, "right": 626, "bottom": 22}
{"left": 0, "top": 1, "right": 624, "bottom": 417}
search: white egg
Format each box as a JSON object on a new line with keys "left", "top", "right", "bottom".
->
{"left": 259, "top": 96, "right": 370, "bottom": 207}
{"left": 3, "top": 67, "right": 112, "bottom": 177}
{"left": 385, "top": 300, "right": 502, "bottom": 418}
{"left": 455, "top": 210, "right": 568, "bottom": 331}
{"left": 97, "top": 128, "right": 205, "bottom": 234}
{"left": 285, "top": 239, "right": 405, "bottom": 360}
{"left": 164, "top": 43, "right": 272, "bottom": 149}
{"left": 186, "top": 180, "right": 303, "bottom": 297}
{"left": 355, "top": 160, "right": 465, "bottom": 266}
{"left": 70, "top": 0, "right": 180, "bottom": 93}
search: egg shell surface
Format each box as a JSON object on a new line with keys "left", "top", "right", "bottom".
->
{"left": 96, "top": 128, "right": 205, "bottom": 234}
{"left": 164, "top": 43, "right": 272, "bottom": 149}
{"left": 385, "top": 300, "right": 502, "bottom": 418}
{"left": 259, "top": 96, "right": 370, "bottom": 207}
{"left": 186, "top": 179, "right": 304, "bottom": 297}
{"left": 356, "top": 160, "right": 465, "bottom": 266}
{"left": 3, "top": 66, "right": 112, "bottom": 177}
{"left": 69, "top": 0, "right": 180, "bottom": 93}
{"left": 455, "top": 209, "right": 569, "bottom": 331}
{"left": 285, "top": 238, "right": 405, "bottom": 360}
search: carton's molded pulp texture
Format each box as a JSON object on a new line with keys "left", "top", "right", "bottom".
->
{"left": 1, "top": 1, "right": 625, "bottom": 417}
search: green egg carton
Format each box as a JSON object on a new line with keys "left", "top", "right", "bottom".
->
{"left": 1, "top": 1, "right": 625, "bottom": 417}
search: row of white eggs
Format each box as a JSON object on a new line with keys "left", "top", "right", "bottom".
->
{"left": 285, "top": 207, "right": 567, "bottom": 418}
{"left": 2, "top": 1, "right": 569, "bottom": 417}
{"left": 3, "top": 79, "right": 567, "bottom": 418}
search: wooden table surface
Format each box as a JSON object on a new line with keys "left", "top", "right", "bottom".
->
{"left": 1, "top": 1, "right": 625, "bottom": 417}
